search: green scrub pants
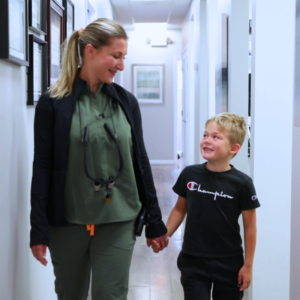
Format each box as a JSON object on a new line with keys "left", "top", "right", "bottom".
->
{"left": 49, "top": 220, "right": 136, "bottom": 300}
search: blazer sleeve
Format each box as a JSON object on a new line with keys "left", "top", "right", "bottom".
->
{"left": 30, "top": 95, "right": 54, "bottom": 247}
{"left": 131, "top": 97, "right": 167, "bottom": 239}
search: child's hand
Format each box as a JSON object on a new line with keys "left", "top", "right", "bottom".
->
{"left": 151, "top": 240, "right": 161, "bottom": 253}
{"left": 238, "top": 265, "right": 252, "bottom": 291}
{"left": 147, "top": 236, "right": 170, "bottom": 253}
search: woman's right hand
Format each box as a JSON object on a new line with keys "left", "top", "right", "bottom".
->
{"left": 31, "top": 244, "right": 48, "bottom": 266}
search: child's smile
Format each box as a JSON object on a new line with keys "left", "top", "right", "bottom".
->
{"left": 200, "top": 122, "right": 233, "bottom": 162}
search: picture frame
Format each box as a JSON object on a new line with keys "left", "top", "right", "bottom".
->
{"left": 132, "top": 64, "right": 165, "bottom": 104}
{"left": 28, "top": 0, "right": 47, "bottom": 34}
{"left": 27, "top": 35, "right": 48, "bottom": 105}
{"left": 64, "top": 0, "right": 74, "bottom": 39}
{"left": 0, "top": 0, "right": 29, "bottom": 66}
{"left": 46, "top": 0, "right": 65, "bottom": 86}
{"left": 215, "top": 13, "right": 228, "bottom": 114}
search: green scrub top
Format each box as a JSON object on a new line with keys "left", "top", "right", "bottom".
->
{"left": 64, "top": 83, "right": 141, "bottom": 224}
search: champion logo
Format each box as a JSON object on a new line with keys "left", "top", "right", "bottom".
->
{"left": 187, "top": 182, "right": 198, "bottom": 191}
{"left": 251, "top": 195, "right": 257, "bottom": 201}
{"left": 187, "top": 181, "right": 233, "bottom": 200}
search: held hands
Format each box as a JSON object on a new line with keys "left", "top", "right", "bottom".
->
{"left": 31, "top": 244, "right": 48, "bottom": 266}
{"left": 238, "top": 265, "right": 252, "bottom": 291}
{"left": 147, "top": 234, "right": 169, "bottom": 253}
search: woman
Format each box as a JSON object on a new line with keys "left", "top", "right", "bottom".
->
{"left": 30, "top": 18, "right": 168, "bottom": 300}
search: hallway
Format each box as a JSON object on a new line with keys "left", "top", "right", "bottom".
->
{"left": 128, "top": 163, "right": 184, "bottom": 300}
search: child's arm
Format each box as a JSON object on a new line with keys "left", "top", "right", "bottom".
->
{"left": 167, "top": 195, "right": 187, "bottom": 237}
{"left": 238, "top": 209, "right": 257, "bottom": 291}
{"left": 151, "top": 195, "right": 187, "bottom": 252}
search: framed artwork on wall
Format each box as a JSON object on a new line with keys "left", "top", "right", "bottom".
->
{"left": 28, "top": 0, "right": 47, "bottom": 34}
{"left": 46, "top": 0, "right": 65, "bottom": 86}
{"left": 54, "top": 0, "right": 63, "bottom": 6}
{"left": 215, "top": 13, "right": 228, "bottom": 114}
{"left": 0, "top": 0, "right": 29, "bottom": 66}
{"left": 132, "top": 64, "right": 165, "bottom": 104}
{"left": 64, "top": 0, "right": 74, "bottom": 39}
{"left": 27, "top": 35, "right": 48, "bottom": 105}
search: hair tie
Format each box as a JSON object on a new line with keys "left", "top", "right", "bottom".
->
{"left": 78, "top": 27, "right": 85, "bottom": 37}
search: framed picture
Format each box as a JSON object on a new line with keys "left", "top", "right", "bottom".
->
{"left": 29, "top": 0, "right": 47, "bottom": 34}
{"left": 0, "top": 0, "right": 29, "bottom": 66}
{"left": 27, "top": 35, "right": 48, "bottom": 105}
{"left": 215, "top": 13, "right": 228, "bottom": 114}
{"left": 132, "top": 64, "right": 165, "bottom": 104}
{"left": 64, "top": 0, "right": 74, "bottom": 39}
{"left": 54, "top": 0, "right": 63, "bottom": 5}
{"left": 46, "top": 0, "right": 65, "bottom": 86}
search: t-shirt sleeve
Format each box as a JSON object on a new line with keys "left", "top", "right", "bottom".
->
{"left": 240, "top": 178, "right": 261, "bottom": 210}
{"left": 172, "top": 168, "right": 188, "bottom": 198}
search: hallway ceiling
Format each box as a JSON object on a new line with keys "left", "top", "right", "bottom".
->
{"left": 110, "top": 0, "right": 192, "bottom": 29}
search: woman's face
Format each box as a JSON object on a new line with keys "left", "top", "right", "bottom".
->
{"left": 89, "top": 37, "right": 128, "bottom": 84}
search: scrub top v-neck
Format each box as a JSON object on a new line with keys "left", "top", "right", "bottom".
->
{"left": 64, "top": 83, "right": 141, "bottom": 225}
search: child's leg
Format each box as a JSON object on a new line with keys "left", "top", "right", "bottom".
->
{"left": 177, "top": 252, "right": 212, "bottom": 300}
{"left": 211, "top": 255, "right": 244, "bottom": 300}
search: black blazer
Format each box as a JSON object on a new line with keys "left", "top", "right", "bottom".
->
{"left": 30, "top": 76, "right": 167, "bottom": 247}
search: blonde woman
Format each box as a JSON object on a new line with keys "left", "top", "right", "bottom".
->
{"left": 30, "top": 18, "right": 168, "bottom": 300}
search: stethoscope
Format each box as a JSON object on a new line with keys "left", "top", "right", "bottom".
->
{"left": 78, "top": 96, "right": 124, "bottom": 203}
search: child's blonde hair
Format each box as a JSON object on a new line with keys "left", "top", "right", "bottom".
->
{"left": 206, "top": 113, "right": 247, "bottom": 147}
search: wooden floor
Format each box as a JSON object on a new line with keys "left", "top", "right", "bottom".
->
{"left": 128, "top": 162, "right": 249, "bottom": 300}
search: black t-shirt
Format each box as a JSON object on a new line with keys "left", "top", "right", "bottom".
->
{"left": 173, "top": 163, "right": 260, "bottom": 258}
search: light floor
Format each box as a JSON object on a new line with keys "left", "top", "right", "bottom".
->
{"left": 128, "top": 163, "right": 249, "bottom": 300}
{"left": 128, "top": 163, "right": 184, "bottom": 300}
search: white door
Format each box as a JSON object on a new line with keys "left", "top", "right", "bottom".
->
{"left": 182, "top": 50, "right": 189, "bottom": 167}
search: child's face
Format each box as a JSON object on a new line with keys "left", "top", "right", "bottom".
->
{"left": 200, "top": 122, "right": 236, "bottom": 163}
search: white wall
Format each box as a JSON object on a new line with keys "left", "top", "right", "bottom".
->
{"left": 207, "top": 0, "right": 217, "bottom": 118}
{"left": 290, "top": 2, "right": 300, "bottom": 299}
{"left": 0, "top": 62, "right": 32, "bottom": 300}
{"left": 291, "top": 128, "right": 300, "bottom": 300}
{"left": 227, "top": 0, "right": 249, "bottom": 175}
{"left": 123, "top": 26, "right": 182, "bottom": 163}
{"left": 181, "top": 0, "right": 201, "bottom": 165}
{"left": 73, "top": 0, "right": 87, "bottom": 28}
{"left": 250, "top": 0, "right": 295, "bottom": 299}
{"left": 0, "top": 2, "right": 116, "bottom": 300}
{"left": 96, "top": 0, "right": 115, "bottom": 21}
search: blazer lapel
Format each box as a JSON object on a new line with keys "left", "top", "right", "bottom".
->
{"left": 102, "top": 83, "right": 134, "bottom": 127}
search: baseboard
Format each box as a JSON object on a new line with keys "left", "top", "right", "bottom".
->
{"left": 150, "top": 160, "right": 176, "bottom": 165}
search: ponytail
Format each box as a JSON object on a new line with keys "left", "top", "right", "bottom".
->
{"left": 48, "top": 30, "right": 81, "bottom": 99}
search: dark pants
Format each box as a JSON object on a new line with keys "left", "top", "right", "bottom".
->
{"left": 177, "top": 252, "right": 244, "bottom": 300}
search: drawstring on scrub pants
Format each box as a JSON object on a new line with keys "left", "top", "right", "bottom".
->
{"left": 86, "top": 224, "right": 95, "bottom": 236}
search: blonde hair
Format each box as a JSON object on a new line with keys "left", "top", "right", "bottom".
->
{"left": 206, "top": 113, "right": 247, "bottom": 147}
{"left": 48, "top": 18, "right": 128, "bottom": 99}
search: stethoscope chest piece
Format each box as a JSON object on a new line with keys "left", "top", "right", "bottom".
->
{"left": 94, "top": 183, "right": 101, "bottom": 192}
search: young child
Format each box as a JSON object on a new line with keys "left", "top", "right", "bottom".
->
{"left": 153, "top": 113, "right": 260, "bottom": 300}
